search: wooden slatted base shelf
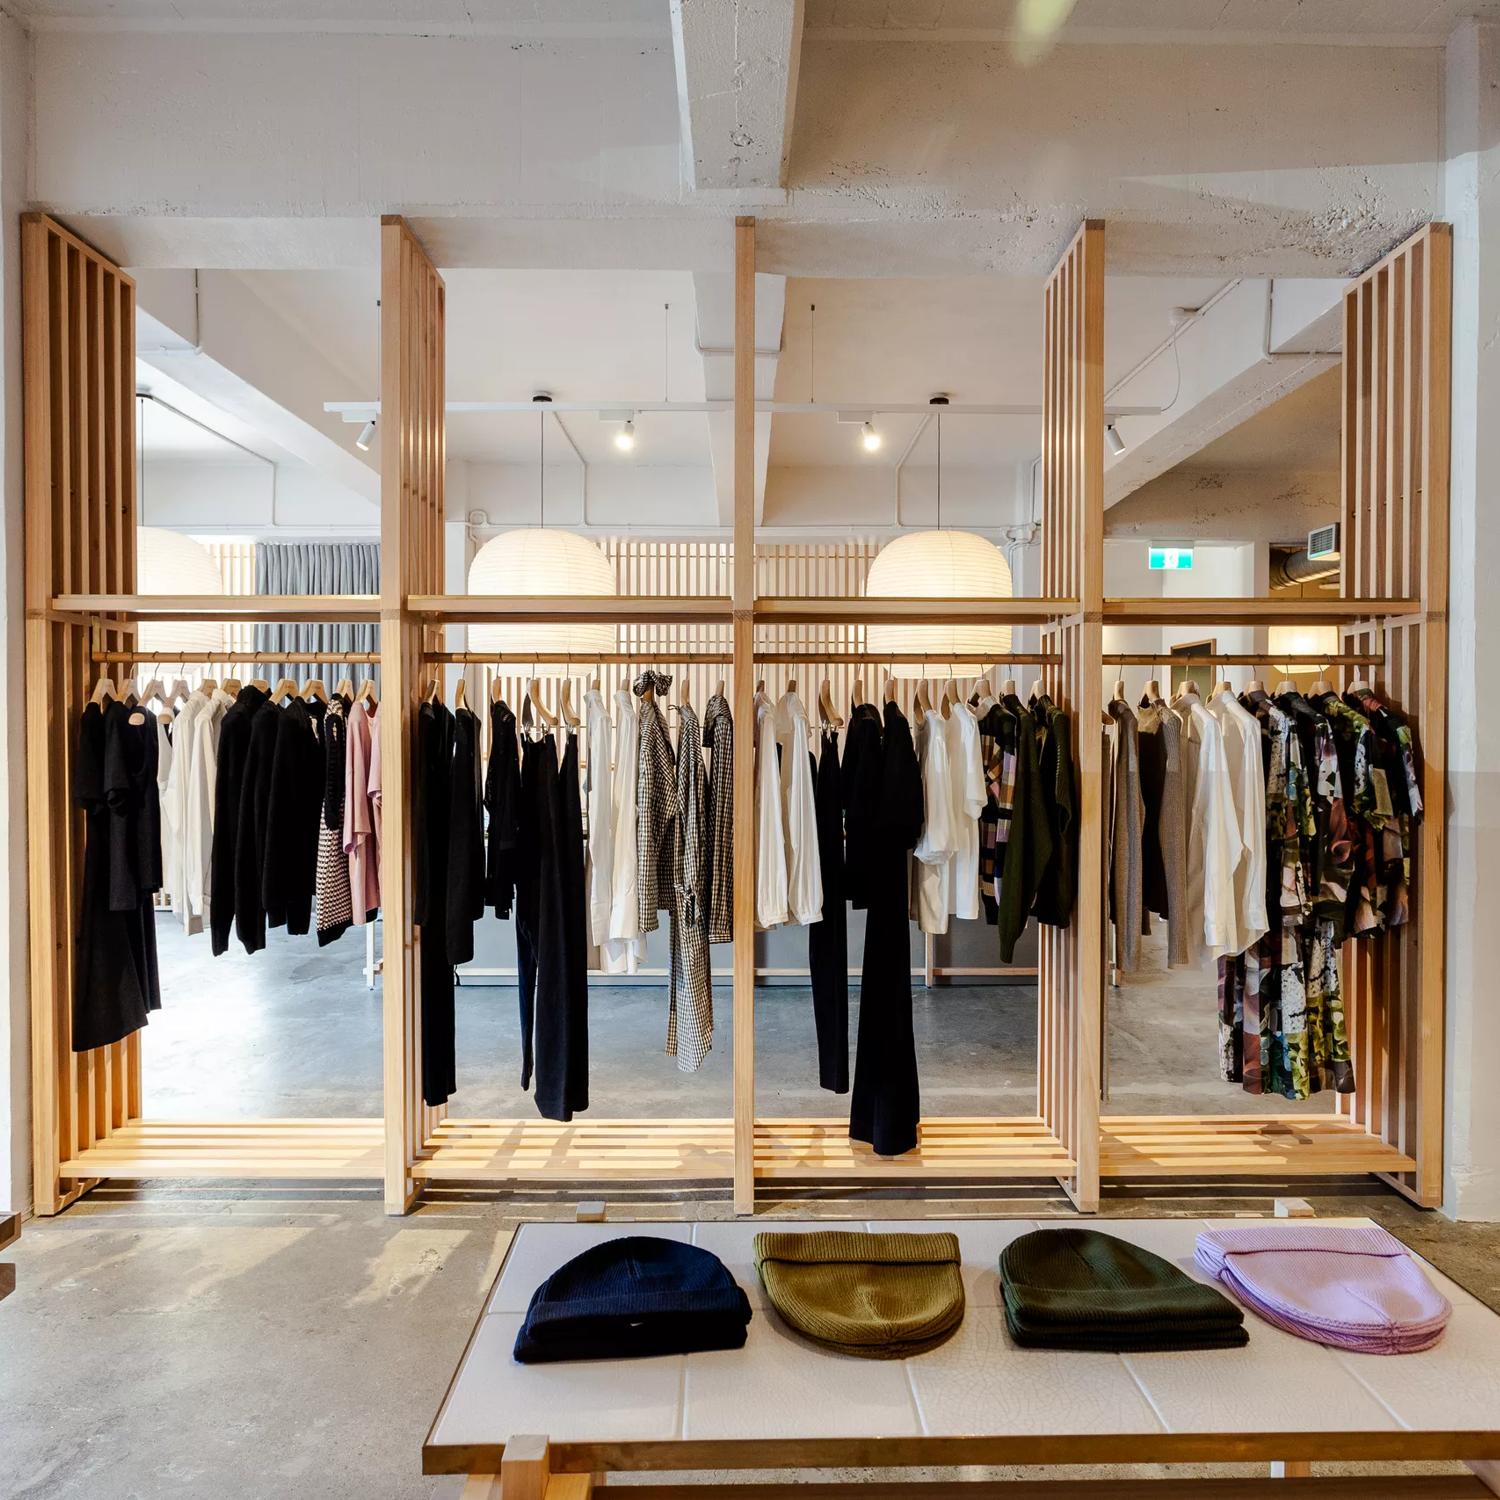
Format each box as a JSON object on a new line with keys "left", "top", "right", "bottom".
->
{"left": 756, "top": 1118, "right": 1075, "bottom": 1180}
{"left": 415, "top": 1118, "right": 736, "bottom": 1182}
{"left": 1099, "top": 1114, "right": 1419, "bottom": 1177}
{"left": 57, "top": 1119, "right": 385, "bottom": 1180}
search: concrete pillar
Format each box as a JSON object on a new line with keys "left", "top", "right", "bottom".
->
{"left": 0, "top": 13, "right": 28, "bottom": 1218}
{"left": 1442, "top": 19, "right": 1500, "bottom": 1221}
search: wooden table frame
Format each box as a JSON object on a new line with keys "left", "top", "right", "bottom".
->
{"left": 424, "top": 1218, "right": 1500, "bottom": 1499}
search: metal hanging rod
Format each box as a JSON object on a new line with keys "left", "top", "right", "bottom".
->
{"left": 425, "top": 651, "right": 1062, "bottom": 666}
{"left": 1103, "top": 653, "right": 1383, "bottom": 667}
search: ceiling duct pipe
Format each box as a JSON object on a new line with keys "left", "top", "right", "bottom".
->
{"left": 1269, "top": 546, "right": 1340, "bottom": 590}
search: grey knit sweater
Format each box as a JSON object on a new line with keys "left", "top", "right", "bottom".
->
{"left": 1139, "top": 700, "right": 1189, "bottom": 968}
{"left": 1107, "top": 700, "right": 1144, "bottom": 972}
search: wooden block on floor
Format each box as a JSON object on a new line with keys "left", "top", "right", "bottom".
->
{"left": 0, "top": 1262, "right": 15, "bottom": 1303}
{"left": 0, "top": 1212, "right": 18, "bottom": 1253}
{"left": 575, "top": 1202, "right": 607, "bottom": 1223}
{"left": 1275, "top": 1197, "right": 1317, "bottom": 1218}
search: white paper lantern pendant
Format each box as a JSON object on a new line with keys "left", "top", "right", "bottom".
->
{"left": 135, "top": 526, "right": 226, "bottom": 665}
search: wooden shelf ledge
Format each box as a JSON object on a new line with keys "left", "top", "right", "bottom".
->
{"left": 755, "top": 597, "right": 1077, "bottom": 625}
{"left": 407, "top": 594, "right": 731, "bottom": 623}
{"left": 52, "top": 593, "right": 380, "bottom": 623}
{"left": 58, "top": 1118, "right": 384, "bottom": 1180}
{"left": 415, "top": 1118, "right": 736, "bottom": 1182}
{"left": 1102, "top": 597, "right": 1421, "bottom": 626}
{"left": 1099, "top": 1114, "right": 1419, "bottom": 1177}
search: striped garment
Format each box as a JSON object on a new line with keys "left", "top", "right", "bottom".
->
{"left": 634, "top": 670, "right": 678, "bottom": 934}
{"left": 702, "top": 693, "right": 734, "bottom": 943}
{"left": 668, "top": 700, "right": 713, "bottom": 1069}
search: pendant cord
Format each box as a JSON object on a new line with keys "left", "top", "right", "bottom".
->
{"left": 539, "top": 407, "right": 545, "bottom": 528}
{"left": 809, "top": 302, "right": 817, "bottom": 404}
{"left": 936, "top": 410, "right": 942, "bottom": 530}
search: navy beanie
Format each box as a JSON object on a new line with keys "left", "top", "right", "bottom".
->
{"left": 513, "top": 1235, "right": 753, "bottom": 1364}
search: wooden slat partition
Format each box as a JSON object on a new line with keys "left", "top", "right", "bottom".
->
{"left": 1338, "top": 223, "right": 1450, "bottom": 1206}
{"left": 23, "top": 216, "right": 137, "bottom": 1216}
{"left": 1038, "top": 221, "right": 1105, "bottom": 1212}
{"left": 380, "top": 216, "right": 447, "bottom": 1213}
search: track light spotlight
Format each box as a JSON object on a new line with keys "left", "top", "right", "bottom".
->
{"left": 1105, "top": 421, "right": 1127, "bottom": 457}
{"left": 355, "top": 417, "right": 377, "bottom": 452}
{"left": 861, "top": 421, "right": 882, "bottom": 453}
{"left": 614, "top": 418, "right": 637, "bottom": 452}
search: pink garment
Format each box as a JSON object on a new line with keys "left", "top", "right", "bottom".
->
{"left": 368, "top": 704, "right": 383, "bottom": 874}
{"left": 344, "top": 701, "right": 381, "bottom": 922}
{"left": 1195, "top": 1225, "right": 1451, "bottom": 1354}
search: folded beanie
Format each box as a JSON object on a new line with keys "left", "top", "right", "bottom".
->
{"left": 999, "top": 1228, "right": 1248, "bottom": 1352}
{"left": 514, "top": 1235, "right": 752, "bottom": 1364}
{"left": 754, "top": 1230, "right": 965, "bottom": 1359}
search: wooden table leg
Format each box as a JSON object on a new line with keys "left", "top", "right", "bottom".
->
{"left": 460, "top": 1478, "right": 500, "bottom": 1500}
{"left": 500, "top": 1435, "right": 551, "bottom": 1500}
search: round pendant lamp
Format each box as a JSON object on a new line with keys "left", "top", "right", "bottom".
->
{"left": 467, "top": 528, "right": 617, "bottom": 668}
{"left": 135, "top": 526, "right": 225, "bottom": 662}
{"left": 1269, "top": 624, "right": 1339, "bottom": 676}
{"left": 865, "top": 530, "right": 1013, "bottom": 676}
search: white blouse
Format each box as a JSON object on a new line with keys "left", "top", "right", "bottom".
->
{"left": 1207, "top": 690, "right": 1269, "bottom": 957}
{"left": 754, "top": 691, "right": 790, "bottom": 930}
{"left": 775, "top": 689, "right": 823, "bottom": 927}
{"left": 186, "top": 687, "right": 235, "bottom": 921}
{"left": 943, "top": 702, "right": 986, "bottom": 924}
{"left": 604, "top": 686, "right": 646, "bottom": 974}
{"left": 583, "top": 687, "right": 614, "bottom": 951}
{"left": 1178, "top": 696, "right": 1245, "bottom": 961}
{"left": 911, "top": 707, "right": 956, "bottom": 935}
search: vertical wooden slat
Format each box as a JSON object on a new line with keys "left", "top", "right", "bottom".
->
{"left": 731, "top": 218, "right": 758, "bottom": 1214}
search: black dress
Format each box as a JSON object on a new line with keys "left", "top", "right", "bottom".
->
{"left": 263, "top": 696, "right": 323, "bottom": 937}
{"left": 234, "top": 698, "right": 283, "bottom": 954}
{"left": 808, "top": 728, "right": 849, "bottom": 1093}
{"left": 209, "top": 684, "right": 267, "bottom": 956}
{"left": 415, "top": 700, "right": 457, "bottom": 1108}
{"left": 73, "top": 699, "right": 162, "bottom": 1052}
{"left": 446, "top": 705, "right": 485, "bottom": 965}
{"left": 514, "top": 732, "right": 544, "bottom": 1090}
{"left": 533, "top": 730, "right": 589, "bottom": 1122}
{"left": 484, "top": 699, "right": 520, "bottom": 918}
{"left": 848, "top": 701, "right": 925, "bottom": 1155}
{"left": 841, "top": 702, "right": 882, "bottom": 911}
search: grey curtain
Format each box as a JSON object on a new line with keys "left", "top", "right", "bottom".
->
{"left": 253, "top": 541, "right": 381, "bottom": 688}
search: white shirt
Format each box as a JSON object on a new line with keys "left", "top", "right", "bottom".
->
{"left": 1207, "top": 690, "right": 1269, "bottom": 956}
{"left": 943, "top": 702, "right": 985, "bottom": 923}
{"left": 1178, "top": 695, "right": 1244, "bottom": 961}
{"left": 604, "top": 687, "right": 646, "bottom": 973}
{"left": 186, "top": 688, "right": 235, "bottom": 919}
{"left": 583, "top": 688, "right": 614, "bottom": 950}
{"left": 775, "top": 690, "right": 823, "bottom": 926}
{"left": 162, "top": 690, "right": 212, "bottom": 933}
{"left": 911, "top": 707, "right": 956, "bottom": 935}
{"left": 754, "top": 691, "right": 789, "bottom": 930}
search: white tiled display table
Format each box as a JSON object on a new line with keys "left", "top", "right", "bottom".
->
{"left": 424, "top": 1217, "right": 1500, "bottom": 1498}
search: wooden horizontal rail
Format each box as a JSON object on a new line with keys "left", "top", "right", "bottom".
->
{"left": 94, "top": 651, "right": 384, "bottom": 665}
{"left": 1102, "top": 597, "right": 1420, "bottom": 625}
{"left": 423, "top": 651, "right": 1064, "bottom": 666}
{"left": 755, "top": 596, "right": 1076, "bottom": 624}
{"left": 53, "top": 593, "right": 380, "bottom": 622}
{"left": 407, "top": 594, "right": 731, "bottom": 622}
{"left": 1099, "top": 1114, "right": 1418, "bottom": 1177}
{"left": 1103, "top": 653, "right": 1384, "bottom": 667}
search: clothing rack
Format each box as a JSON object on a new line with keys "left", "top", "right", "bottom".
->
{"left": 423, "top": 652, "right": 1063, "bottom": 666}
{"left": 90, "top": 652, "right": 385, "bottom": 665}
{"left": 1103, "top": 653, "right": 1385, "bottom": 668}
{"left": 22, "top": 212, "right": 1451, "bottom": 1224}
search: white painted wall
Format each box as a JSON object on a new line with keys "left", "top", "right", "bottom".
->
{"left": 1442, "top": 20, "right": 1500, "bottom": 1222}
{"left": 0, "top": 9, "right": 28, "bottom": 1217}
{"left": 140, "top": 459, "right": 375, "bottom": 534}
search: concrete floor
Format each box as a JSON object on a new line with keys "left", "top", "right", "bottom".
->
{"left": 5, "top": 920, "right": 1452, "bottom": 1498}
{"left": 140, "top": 917, "right": 1316, "bottom": 1120}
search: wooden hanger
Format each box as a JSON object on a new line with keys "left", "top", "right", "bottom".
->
{"left": 222, "top": 677, "right": 242, "bottom": 696}
{"left": 1000, "top": 676, "right": 1017, "bottom": 698}
{"left": 453, "top": 677, "right": 468, "bottom": 711}
{"left": 1112, "top": 677, "right": 1126, "bottom": 704}
{"left": 137, "top": 675, "right": 166, "bottom": 711}
{"left": 915, "top": 680, "right": 932, "bottom": 714}
{"left": 423, "top": 677, "right": 443, "bottom": 705}
{"left": 591, "top": 669, "right": 601, "bottom": 691}
{"left": 1210, "top": 678, "right": 1233, "bottom": 701}
{"left": 356, "top": 678, "right": 378, "bottom": 707}
{"left": 1309, "top": 677, "right": 1333, "bottom": 697}
{"left": 785, "top": 677, "right": 798, "bottom": 697}
{"left": 677, "top": 677, "right": 691, "bottom": 710}
{"left": 851, "top": 675, "right": 865, "bottom": 707}
{"left": 200, "top": 677, "right": 218, "bottom": 695}
{"left": 528, "top": 677, "right": 558, "bottom": 727}
{"left": 558, "top": 679, "right": 580, "bottom": 727}
{"left": 941, "top": 678, "right": 958, "bottom": 719}
{"left": 169, "top": 676, "right": 192, "bottom": 705}
{"left": 1029, "top": 677, "right": 1045, "bottom": 701}
{"left": 334, "top": 676, "right": 355, "bottom": 701}
{"left": 883, "top": 674, "right": 897, "bottom": 704}
{"left": 1274, "top": 678, "right": 1298, "bottom": 696}
{"left": 1245, "top": 678, "right": 1265, "bottom": 696}
{"left": 715, "top": 677, "right": 726, "bottom": 699}
{"left": 754, "top": 677, "right": 766, "bottom": 697}
{"left": 817, "top": 678, "right": 843, "bottom": 729}
{"left": 89, "top": 675, "right": 116, "bottom": 705}
{"left": 1143, "top": 677, "right": 1161, "bottom": 702}
{"left": 301, "top": 677, "right": 329, "bottom": 704}
{"left": 490, "top": 673, "right": 506, "bottom": 703}
{"left": 271, "top": 676, "right": 298, "bottom": 703}
{"left": 1348, "top": 677, "right": 1372, "bottom": 695}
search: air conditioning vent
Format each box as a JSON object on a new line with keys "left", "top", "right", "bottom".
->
{"left": 1307, "top": 522, "right": 1340, "bottom": 561}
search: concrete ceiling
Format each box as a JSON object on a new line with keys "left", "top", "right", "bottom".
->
{"left": 4, "top": 0, "right": 667, "bottom": 30}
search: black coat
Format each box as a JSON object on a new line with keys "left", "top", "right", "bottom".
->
{"left": 415, "top": 700, "right": 457, "bottom": 1108}
{"left": 808, "top": 730, "right": 849, "bottom": 1094}
{"left": 73, "top": 700, "right": 161, "bottom": 1052}
{"left": 209, "top": 685, "right": 267, "bottom": 956}
{"left": 234, "top": 697, "right": 283, "bottom": 954}
{"left": 849, "top": 702, "right": 925, "bottom": 1156}
{"left": 263, "top": 697, "right": 323, "bottom": 937}
{"left": 446, "top": 706, "right": 486, "bottom": 964}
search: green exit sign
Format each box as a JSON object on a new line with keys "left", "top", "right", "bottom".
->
{"left": 1148, "top": 545, "right": 1195, "bottom": 572}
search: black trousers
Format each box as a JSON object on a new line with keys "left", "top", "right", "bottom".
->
{"left": 807, "top": 738, "right": 849, "bottom": 1093}
{"left": 848, "top": 844, "right": 920, "bottom": 1155}
{"left": 514, "top": 736, "right": 544, "bottom": 1091}
{"left": 532, "top": 734, "right": 590, "bottom": 1122}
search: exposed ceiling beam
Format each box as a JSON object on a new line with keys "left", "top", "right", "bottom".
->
{"left": 670, "top": 0, "right": 805, "bottom": 192}
{"left": 693, "top": 269, "right": 786, "bottom": 525}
